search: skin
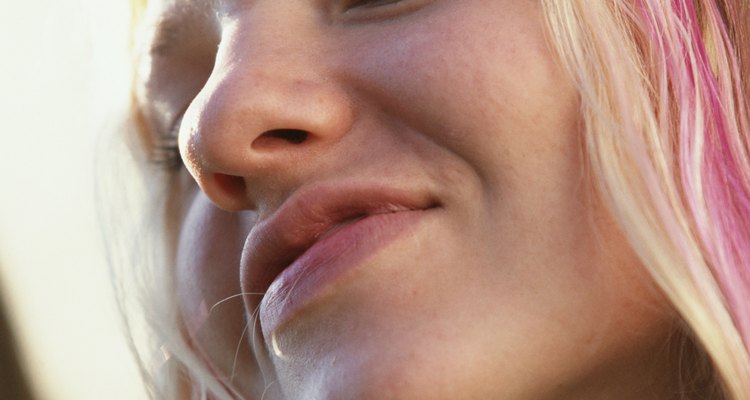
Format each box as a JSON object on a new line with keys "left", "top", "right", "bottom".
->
{"left": 136, "top": 0, "right": 681, "bottom": 399}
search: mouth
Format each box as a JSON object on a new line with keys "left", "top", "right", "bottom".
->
{"left": 240, "top": 183, "right": 440, "bottom": 331}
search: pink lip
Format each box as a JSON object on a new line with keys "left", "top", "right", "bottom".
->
{"left": 241, "top": 184, "right": 439, "bottom": 333}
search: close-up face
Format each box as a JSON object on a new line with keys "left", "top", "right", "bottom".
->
{"left": 135, "top": 1, "right": 678, "bottom": 399}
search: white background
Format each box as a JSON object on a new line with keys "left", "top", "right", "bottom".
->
{"left": 0, "top": 1, "right": 147, "bottom": 399}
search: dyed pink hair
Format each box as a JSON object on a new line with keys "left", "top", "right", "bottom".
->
{"left": 546, "top": 0, "right": 750, "bottom": 397}
{"left": 640, "top": 0, "right": 750, "bottom": 358}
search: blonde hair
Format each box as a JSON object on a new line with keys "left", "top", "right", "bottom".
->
{"left": 542, "top": 0, "right": 750, "bottom": 398}
{"left": 117, "top": 0, "right": 750, "bottom": 399}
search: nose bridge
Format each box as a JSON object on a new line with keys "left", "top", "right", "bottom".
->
{"left": 208, "top": 10, "right": 329, "bottom": 128}
{"left": 182, "top": 11, "right": 354, "bottom": 211}
{"left": 219, "top": 8, "right": 321, "bottom": 79}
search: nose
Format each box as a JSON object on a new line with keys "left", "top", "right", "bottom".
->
{"left": 179, "top": 19, "right": 354, "bottom": 212}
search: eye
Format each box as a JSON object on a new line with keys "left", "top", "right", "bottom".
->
{"left": 149, "top": 114, "right": 184, "bottom": 170}
{"left": 340, "top": 0, "right": 429, "bottom": 21}
{"left": 347, "top": 0, "right": 403, "bottom": 8}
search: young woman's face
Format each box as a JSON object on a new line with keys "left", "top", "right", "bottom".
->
{"left": 136, "top": 1, "right": 678, "bottom": 398}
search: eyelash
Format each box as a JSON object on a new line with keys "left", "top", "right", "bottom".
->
{"left": 149, "top": 115, "right": 184, "bottom": 170}
{"left": 347, "top": 0, "right": 404, "bottom": 8}
{"left": 341, "top": 0, "right": 426, "bottom": 21}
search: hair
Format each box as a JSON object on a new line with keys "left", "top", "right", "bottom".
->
{"left": 113, "top": 0, "right": 750, "bottom": 399}
{"left": 0, "top": 279, "right": 36, "bottom": 400}
{"left": 543, "top": 0, "right": 750, "bottom": 398}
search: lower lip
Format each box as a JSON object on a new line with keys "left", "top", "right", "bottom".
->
{"left": 259, "top": 209, "right": 430, "bottom": 333}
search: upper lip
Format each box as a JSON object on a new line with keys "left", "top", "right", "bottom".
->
{"left": 240, "top": 182, "right": 440, "bottom": 297}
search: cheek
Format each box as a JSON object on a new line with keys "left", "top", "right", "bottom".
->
{"left": 346, "top": 0, "right": 580, "bottom": 197}
{"left": 175, "top": 193, "right": 260, "bottom": 389}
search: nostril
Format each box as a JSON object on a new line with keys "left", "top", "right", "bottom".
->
{"left": 252, "top": 129, "right": 310, "bottom": 150}
{"left": 212, "top": 173, "right": 249, "bottom": 209}
{"left": 263, "top": 129, "right": 309, "bottom": 144}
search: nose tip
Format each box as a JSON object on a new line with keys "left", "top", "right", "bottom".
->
{"left": 180, "top": 68, "right": 355, "bottom": 212}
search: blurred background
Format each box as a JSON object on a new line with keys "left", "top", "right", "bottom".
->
{"left": 0, "top": 1, "right": 147, "bottom": 399}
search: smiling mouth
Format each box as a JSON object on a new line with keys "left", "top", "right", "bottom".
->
{"left": 314, "top": 204, "right": 423, "bottom": 241}
{"left": 316, "top": 214, "right": 366, "bottom": 241}
{"left": 239, "top": 183, "right": 440, "bottom": 331}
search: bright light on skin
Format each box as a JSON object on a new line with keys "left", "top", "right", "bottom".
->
{"left": 271, "top": 332, "right": 288, "bottom": 361}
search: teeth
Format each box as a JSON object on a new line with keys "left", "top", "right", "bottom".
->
{"left": 373, "top": 203, "right": 413, "bottom": 214}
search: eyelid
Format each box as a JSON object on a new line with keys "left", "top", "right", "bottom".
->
{"left": 149, "top": 112, "right": 185, "bottom": 169}
{"left": 340, "top": 0, "right": 431, "bottom": 22}
{"left": 346, "top": 0, "right": 403, "bottom": 9}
